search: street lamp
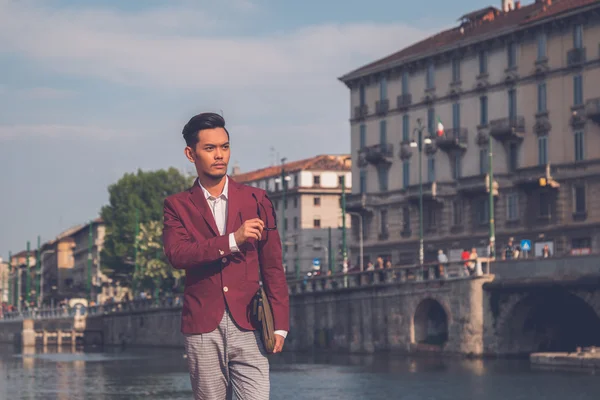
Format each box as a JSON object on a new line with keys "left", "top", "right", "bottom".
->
{"left": 347, "top": 211, "right": 364, "bottom": 271}
{"left": 410, "top": 118, "right": 433, "bottom": 265}
{"left": 275, "top": 158, "right": 291, "bottom": 273}
{"left": 38, "top": 249, "right": 55, "bottom": 308}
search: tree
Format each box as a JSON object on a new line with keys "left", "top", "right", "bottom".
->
{"left": 100, "top": 168, "right": 193, "bottom": 285}
{"left": 134, "top": 220, "right": 184, "bottom": 293}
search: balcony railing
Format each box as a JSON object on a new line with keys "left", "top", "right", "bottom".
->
{"left": 489, "top": 116, "right": 525, "bottom": 141}
{"left": 359, "top": 143, "right": 394, "bottom": 165}
{"left": 397, "top": 93, "right": 412, "bottom": 110}
{"left": 567, "top": 47, "right": 586, "bottom": 66}
{"left": 436, "top": 128, "right": 468, "bottom": 152}
{"left": 375, "top": 99, "right": 389, "bottom": 115}
{"left": 353, "top": 104, "right": 368, "bottom": 120}
{"left": 585, "top": 97, "right": 600, "bottom": 124}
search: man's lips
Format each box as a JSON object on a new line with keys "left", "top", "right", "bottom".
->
{"left": 213, "top": 164, "right": 226, "bottom": 168}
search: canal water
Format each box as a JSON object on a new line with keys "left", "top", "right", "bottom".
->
{"left": 1, "top": 345, "right": 599, "bottom": 400}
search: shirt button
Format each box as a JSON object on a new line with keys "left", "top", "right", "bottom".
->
{"left": 223, "top": 286, "right": 229, "bottom": 293}
{"left": 222, "top": 257, "right": 227, "bottom": 263}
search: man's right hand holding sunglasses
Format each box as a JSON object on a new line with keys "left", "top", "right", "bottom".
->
{"left": 234, "top": 218, "right": 265, "bottom": 244}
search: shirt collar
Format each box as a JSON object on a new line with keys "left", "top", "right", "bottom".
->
{"left": 198, "top": 176, "right": 229, "bottom": 200}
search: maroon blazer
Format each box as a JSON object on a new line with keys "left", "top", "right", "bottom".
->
{"left": 162, "top": 177, "right": 290, "bottom": 334}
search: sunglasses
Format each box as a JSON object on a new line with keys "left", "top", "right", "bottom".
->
{"left": 251, "top": 193, "right": 278, "bottom": 231}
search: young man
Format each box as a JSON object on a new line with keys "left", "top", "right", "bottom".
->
{"left": 162, "top": 112, "right": 289, "bottom": 400}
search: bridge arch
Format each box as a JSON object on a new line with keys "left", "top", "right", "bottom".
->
{"left": 499, "top": 289, "right": 600, "bottom": 355}
{"left": 412, "top": 298, "right": 449, "bottom": 347}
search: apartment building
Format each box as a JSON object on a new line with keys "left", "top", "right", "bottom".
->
{"left": 232, "top": 155, "right": 352, "bottom": 276}
{"left": 340, "top": 0, "right": 600, "bottom": 265}
{"left": 0, "top": 258, "right": 8, "bottom": 303}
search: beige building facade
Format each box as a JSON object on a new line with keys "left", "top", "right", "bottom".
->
{"left": 232, "top": 155, "right": 352, "bottom": 276}
{"left": 340, "top": 0, "right": 600, "bottom": 265}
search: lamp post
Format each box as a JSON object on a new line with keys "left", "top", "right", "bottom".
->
{"left": 410, "top": 118, "right": 433, "bottom": 265}
{"left": 38, "top": 249, "right": 55, "bottom": 308}
{"left": 275, "top": 158, "right": 291, "bottom": 273}
{"left": 488, "top": 134, "right": 496, "bottom": 258}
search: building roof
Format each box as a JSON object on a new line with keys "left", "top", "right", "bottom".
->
{"left": 232, "top": 155, "right": 351, "bottom": 184}
{"left": 339, "top": 0, "right": 599, "bottom": 82}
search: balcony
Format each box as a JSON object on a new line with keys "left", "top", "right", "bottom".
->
{"left": 399, "top": 141, "right": 413, "bottom": 160}
{"left": 489, "top": 116, "right": 525, "bottom": 142}
{"left": 567, "top": 47, "right": 586, "bottom": 67}
{"left": 585, "top": 97, "right": 600, "bottom": 124}
{"left": 457, "top": 174, "right": 499, "bottom": 197}
{"left": 397, "top": 94, "right": 412, "bottom": 110}
{"left": 533, "top": 111, "right": 552, "bottom": 134}
{"left": 475, "top": 73, "right": 489, "bottom": 92}
{"left": 353, "top": 104, "right": 369, "bottom": 120}
{"left": 375, "top": 99, "right": 389, "bottom": 116}
{"left": 358, "top": 143, "right": 394, "bottom": 166}
{"left": 436, "top": 128, "right": 468, "bottom": 152}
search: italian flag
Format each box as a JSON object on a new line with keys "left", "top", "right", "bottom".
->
{"left": 437, "top": 117, "right": 444, "bottom": 137}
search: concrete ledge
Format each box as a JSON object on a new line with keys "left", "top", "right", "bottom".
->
{"left": 530, "top": 352, "right": 600, "bottom": 370}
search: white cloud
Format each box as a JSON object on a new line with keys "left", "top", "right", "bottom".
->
{"left": 0, "top": 124, "right": 131, "bottom": 140}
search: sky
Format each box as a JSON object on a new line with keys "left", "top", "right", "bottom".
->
{"left": 0, "top": 0, "right": 488, "bottom": 257}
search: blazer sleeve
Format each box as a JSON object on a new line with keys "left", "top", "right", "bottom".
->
{"left": 163, "top": 198, "right": 232, "bottom": 269}
{"left": 257, "top": 192, "right": 290, "bottom": 332}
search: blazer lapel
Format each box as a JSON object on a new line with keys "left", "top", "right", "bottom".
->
{"left": 188, "top": 181, "right": 219, "bottom": 237}
{"left": 226, "top": 178, "right": 242, "bottom": 234}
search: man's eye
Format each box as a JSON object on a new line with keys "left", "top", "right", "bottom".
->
{"left": 205, "top": 147, "right": 214, "bottom": 151}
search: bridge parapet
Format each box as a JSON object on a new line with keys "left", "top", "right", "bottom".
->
{"left": 489, "top": 253, "right": 600, "bottom": 282}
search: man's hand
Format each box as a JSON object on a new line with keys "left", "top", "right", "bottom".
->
{"left": 273, "top": 334, "right": 285, "bottom": 353}
{"left": 234, "top": 218, "right": 264, "bottom": 245}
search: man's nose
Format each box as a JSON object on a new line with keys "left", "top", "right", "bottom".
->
{"left": 215, "top": 149, "right": 224, "bottom": 159}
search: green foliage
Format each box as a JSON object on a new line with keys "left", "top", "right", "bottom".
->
{"left": 100, "top": 168, "right": 194, "bottom": 285}
{"left": 134, "top": 220, "right": 184, "bottom": 283}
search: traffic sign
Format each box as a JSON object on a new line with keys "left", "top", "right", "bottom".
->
{"left": 312, "top": 258, "right": 321, "bottom": 267}
{"left": 520, "top": 239, "right": 531, "bottom": 252}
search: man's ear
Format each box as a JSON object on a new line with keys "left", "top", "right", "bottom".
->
{"left": 184, "top": 146, "right": 195, "bottom": 163}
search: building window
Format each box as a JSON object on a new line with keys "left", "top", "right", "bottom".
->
{"left": 452, "top": 199, "right": 462, "bottom": 226}
{"left": 452, "top": 102, "right": 460, "bottom": 130}
{"left": 427, "top": 108, "right": 435, "bottom": 136}
{"left": 359, "top": 124, "right": 366, "bottom": 148}
{"left": 426, "top": 206, "right": 437, "bottom": 229}
{"left": 479, "top": 148, "right": 488, "bottom": 175}
{"left": 537, "top": 82, "right": 547, "bottom": 113}
{"left": 508, "top": 142, "right": 519, "bottom": 172}
{"left": 313, "top": 218, "right": 321, "bottom": 228}
{"left": 574, "top": 130, "right": 584, "bottom": 161}
{"left": 377, "top": 166, "right": 389, "bottom": 192}
{"left": 293, "top": 197, "right": 298, "bottom": 208}
{"left": 508, "top": 89, "right": 517, "bottom": 120}
{"left": 507, "top": 42, "right": 517, "bottom": 69}
{"left": 427, "top": 156, "right": 435, "bottom": 183}
{"left": 359, "top": 84, "right": 365, "bottom": 106}
{"left": 401, "top": 71, "right": 409, "bottom": 94}
{"left": 426, "top": 63, "right": 435, "bottom": 89}
{"left": 380, "top": 209, "right": 388, "bottom": 236}
{"left": 402, "top": 115, "right": 410, "bottom": 142}
{"left": 360, "top": 170, "right": 367, "bottom": 193}
{"left": 313, "top": 175, "right": 320, "bottom": 186}
{"left": 539, "top": 192, "right": 551, "bottom": 217}
{"left": 573, "top": 24, "right": 583, "bottom": 48}
{"left": 475, "top": 198, "right": 489, "bottom": 225}
{"left": 573, "top": 184, "right": 586, "bottom": 214}
{"left": 479, "top": 96, "right": 488, "bottom": 125}
{"left": 379, "top": 119, "right": 387, "bottom": 144}
{"left": 402, "top": 161, "right": 410, "bottom": 188}
{"left": 478, "top": 50, "right": 487, "bottom": 75}
{"left": 453, "top": 155, "right": 462, "bottom": 180}
{"left": 294, "top": 174, "right": 299, "bottom": 187}
{"left": 506, "top": 193, "right": 519, "bottom": 221}
{"left": 313, "top": 197, "right": 321, "bottom": 206}
{"left": 402, "top": 207, "right": 410, "bottom": 232}
{"left": 338, "top": 175, "right": 345, "bottom": 186}
{"left": 284, "top": 199, "right": 288, "bottom": 210}
{"left": 538, "top": 136, "right": 548, "bottom": 166}
{"left": 284, "top": 218, "right": 288, "bottom": 230}
{"left": 379, "top": 77, "right": 387, "bottom": 101}
{"left": 537, "top": 32, "right": 547, "bottom": 60}
{"left": 573, "top": 74, "right": 583, "bottom": 106}
{"left": 452, "top": 58, "right": 461, "bottom": 83}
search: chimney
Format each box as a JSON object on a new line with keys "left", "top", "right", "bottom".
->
{"left": 515, "top": 1, "right": 521, "bottom": 9}
{"left": 231, "top": 162, "right": 241, "bottom": 176}
{"left": 502, "top": 0, "right": 514, "bottom": 12}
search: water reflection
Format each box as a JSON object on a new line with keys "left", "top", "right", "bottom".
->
{"left": 1, "top": 345, "right": 600, "bottom": 400}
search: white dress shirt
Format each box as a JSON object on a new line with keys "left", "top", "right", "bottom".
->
{"left": 198, "top": 177, "right": 287, "bottom": 339}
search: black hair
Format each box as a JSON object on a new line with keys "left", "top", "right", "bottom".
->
{"left": 182, "top": 112, "right": 230, "bottom": 147}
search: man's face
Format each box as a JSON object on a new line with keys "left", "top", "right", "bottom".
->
{"left": 185, "top": 127, "right": 230, "bottom": 180}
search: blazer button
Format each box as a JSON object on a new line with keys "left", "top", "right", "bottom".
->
{"left": 222, "top": 257, "right": 227, "bottom": 263}
{"left": 223, "top": 286, "right": 229, "bottom": 292}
